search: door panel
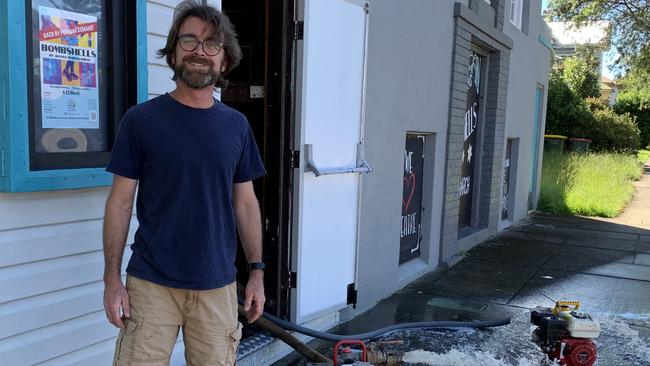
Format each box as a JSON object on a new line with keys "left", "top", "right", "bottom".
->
{"left": 459, "top": 52, "right": 484, "bottom": 229}
{"left": 294, "top": 0, "right": 368, "bottom": 321}
{"left": 529, "top": 86, "right": 543, "bottom": 209}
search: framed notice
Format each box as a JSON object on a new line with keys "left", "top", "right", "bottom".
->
{"left": 38, "top": 6, "right": 99, "bottom": 129}
{"left": 25, "top": 0, "right": 137, "bottom": 171}
{"left": 400, "top": 134, "right": 425, "bottom": 264}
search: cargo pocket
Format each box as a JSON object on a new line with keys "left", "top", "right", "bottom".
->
{"left": 112, "top": 316, "right": 142, "bottom": 365}
{"left": 226, "top": 322, "right": 243, "bottom": 365}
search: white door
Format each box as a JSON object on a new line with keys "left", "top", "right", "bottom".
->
{"left": 293, "top": 0, "right": 369, "bottom": 322}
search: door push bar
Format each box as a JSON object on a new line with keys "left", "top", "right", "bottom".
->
{"left": 304, "top": 143, "right": 373, "bottom": 177}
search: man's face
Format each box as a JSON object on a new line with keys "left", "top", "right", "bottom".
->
{"left": 173, "top": 16, "right": 227, "bottom": 89}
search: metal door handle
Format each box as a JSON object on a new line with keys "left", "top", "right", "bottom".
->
{"left": 304, "top": 143, "right": 373, "bottom": 177}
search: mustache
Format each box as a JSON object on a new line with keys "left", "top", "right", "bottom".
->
{"left": 182, "top": 56, "right": 213, "bottom": 67}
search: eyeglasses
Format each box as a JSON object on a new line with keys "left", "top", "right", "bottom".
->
{"left": 177, "top": 35, "right": 223, "bottom": 56}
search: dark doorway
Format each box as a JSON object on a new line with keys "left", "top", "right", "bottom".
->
{"left": 221, "top": 0, "right": 295, "bottom": 322}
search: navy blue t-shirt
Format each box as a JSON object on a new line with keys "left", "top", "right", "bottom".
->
{"left": 107, "top": 93, "right": 265, "bottom": 290}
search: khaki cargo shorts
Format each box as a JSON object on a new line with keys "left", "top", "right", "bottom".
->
{"left": 113, "top": 275, "right": 242, "bottom": 366}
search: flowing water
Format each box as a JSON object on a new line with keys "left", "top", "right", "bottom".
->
{"left": 368, "top": 309, "right": 650, "bottom": 366}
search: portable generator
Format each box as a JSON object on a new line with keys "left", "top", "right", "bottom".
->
{"left": 530, "top": 300, "right": 601, "bottom": 366}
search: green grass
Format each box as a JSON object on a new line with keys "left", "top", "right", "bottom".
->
{"left": 638, "top": 148, "right": 650, "bottom": 164}
{"left": 538, "top": 151, "right": 643, "bottom": 217}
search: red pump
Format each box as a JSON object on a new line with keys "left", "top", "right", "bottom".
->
{"left": 333, "top": 340, "right": 368, "bottom": 366}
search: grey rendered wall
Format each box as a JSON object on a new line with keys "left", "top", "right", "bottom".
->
{"left": 353, "top": 0, "right": 456, "bottom": 313}
{"left": 502, "top": 0, "right": 552, "bottom": 223}
{"left": 439, "top": 2, "right": 513, "bottom": 262}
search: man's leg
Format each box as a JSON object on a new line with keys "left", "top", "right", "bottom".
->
{"left": 113, "top": 275, "right": 184, "bottom": 366}
{"left": 182, "top": 282, "right": 242, "bottom": 366}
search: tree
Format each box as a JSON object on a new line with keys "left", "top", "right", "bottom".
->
{"left": 546, "top": 0, "right": 650, "bottom": 74}
{"left": 614, "top": 89, "right": 650, "bottom": 148}
{"left": 561, "top": 56, "right": 601, "bottom": 99}
{"left": 618, "top": 64, "right": 650, "bottom": 93}
{"left": 545, "top": 67, "right": 593, "bottom": 137}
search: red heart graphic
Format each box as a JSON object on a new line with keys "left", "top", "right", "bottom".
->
{"left": 403, "top": 173, "right": 416, "bottom": 213}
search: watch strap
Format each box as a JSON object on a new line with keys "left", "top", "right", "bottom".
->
{"left": 248, "top": 261, "right": 266, "bottom": 271}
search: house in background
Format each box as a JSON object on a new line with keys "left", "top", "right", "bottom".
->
{"left": 601, "top": 75, "right": 619, "bottom": 105}
{"left": 547, "top": 20, "right": 610, "bottom": 75}
{"left": 0, "top": 0, "right": 551, "bottom": 364}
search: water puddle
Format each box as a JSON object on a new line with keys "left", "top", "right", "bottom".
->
{"left": 369, "top": 309, "right": 650, "bottom": 366}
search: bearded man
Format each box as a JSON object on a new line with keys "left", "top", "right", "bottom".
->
{"left": 102, "top": 1, "right": 266, "bottom": 364}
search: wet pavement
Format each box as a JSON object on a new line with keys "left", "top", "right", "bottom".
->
{"left": 274, "top": 163, "right": 650, "bottom": 365}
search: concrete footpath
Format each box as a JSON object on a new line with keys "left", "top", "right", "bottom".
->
{"left": 274, "top": 159, "right": 650, "bottom": 365}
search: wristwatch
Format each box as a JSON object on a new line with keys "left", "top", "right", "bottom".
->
{"left": 248, "top": 261, "right": 266, "bottom": 271}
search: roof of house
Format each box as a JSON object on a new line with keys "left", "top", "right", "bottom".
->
{"left": 547, "top": 21, "right": 609, "bottom": 47}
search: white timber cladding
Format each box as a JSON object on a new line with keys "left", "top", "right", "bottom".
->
{"left": 0, "top": 188, "right": 137, "bottom": 364}
{"left": 0, "top": 1, "right": 229, "bottom": 364}
{"left": 147, "top": 1, "right": 178, "bottom": 98}
{"left": 295, "top": 0, "right": 368, "bottom": 321}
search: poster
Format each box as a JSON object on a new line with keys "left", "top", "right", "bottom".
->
{"left": 38, "top": 6, "right": 99, "bottom": 129}
{"left": 459, "top": 51, "right": 482, "bottom": 229}
{"left": 502, "top": 139, "right": 513, "bottom": 220}
{"left": 400, "top": 134, "right": 424, "bottom": 264}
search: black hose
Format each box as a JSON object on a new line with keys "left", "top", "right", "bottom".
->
{"left": 260, "top": 310, "right": 511, "bottom": 342}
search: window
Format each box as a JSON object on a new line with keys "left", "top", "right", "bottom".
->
{"left": 26, "top": 0, "right": 136, "bottom": 170}
{"left": 509, "top": 0, "right": 522, "bottom": 29}
{"left": 0, "top": 0, "right": 146, "bottom": 192}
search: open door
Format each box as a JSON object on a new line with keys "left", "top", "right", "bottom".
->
{"left": 221, "top": 0, "right": 295, "bottom": 320}
{"left": 292, "top": 0, "right": 370, "bottom": 322}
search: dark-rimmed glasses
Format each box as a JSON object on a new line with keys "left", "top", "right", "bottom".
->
{"left": 177, "top": 35, "right": 223, "bottom": 56}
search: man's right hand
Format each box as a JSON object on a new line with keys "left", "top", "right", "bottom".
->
{"left": 103, "top": 278, "right": 130, "bottom": 329}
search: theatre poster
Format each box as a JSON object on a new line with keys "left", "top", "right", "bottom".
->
{"left": 38, "top": 6, "right": 99, "bottom": 129}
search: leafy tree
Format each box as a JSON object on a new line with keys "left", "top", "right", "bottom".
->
{"left": 546, "top": 0, "right": 650, "bottom": 74}
{"left": 561, "top": 56, "right": 601, "bottom": 99}
{"left": 546, "top": 62, "right": 641, "bottom": 151}
{"left": 618, "top": 65, "right": 650, "bottom": 93}
{"left": 614, "top": 89, "right": 650, "bottom": 148}
{"left": 545, "top": 67, "right": 593, "bottom": 137}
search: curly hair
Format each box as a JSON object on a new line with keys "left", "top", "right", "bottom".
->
{"left": 157, "top": 0, "right": 242, "bottom": 88}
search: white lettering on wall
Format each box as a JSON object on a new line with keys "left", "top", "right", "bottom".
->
{"left": 400, "top": 212, "right": 418, "bottom": 238}
{"left": 459, "top": 176, "right": 471, "bottom": 196}
{"left": 404, "top": 150, "right": 413, "bottom": 174}
{"left": 464, "top": 102, "right": 478, "bottom": 141}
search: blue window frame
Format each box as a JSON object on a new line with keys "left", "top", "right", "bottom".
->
{"left": 0, "top": 0, "right": 148, "bottom": 192}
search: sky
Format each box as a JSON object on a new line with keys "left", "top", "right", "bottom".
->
{"left": 541, "top": 0, "right": 618, "bottom": 79}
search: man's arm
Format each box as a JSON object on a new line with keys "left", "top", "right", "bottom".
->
{"left": 103, "top": 175, "right": 137, "bottom": 329}
{"left": 233, "top": 181, "right": 265, "bottom": 323}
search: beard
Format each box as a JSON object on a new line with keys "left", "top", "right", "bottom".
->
{"left": 176, "top": 55, "right": 220, "bottom": 89}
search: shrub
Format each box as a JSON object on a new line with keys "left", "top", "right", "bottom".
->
{"left": 589, "top": 108, "right": 640, "bottom": 153}
{"left": 546, "top": 60, "right": 641, "bottom": 152}
{"left": 545, "top": 70, "right": 592, "bottom": 137}
{"left": 585, "top": 96, "right": 610, "bottom": 112}
{"left": 614, "top": 89, "right": 650, "bottom": 148}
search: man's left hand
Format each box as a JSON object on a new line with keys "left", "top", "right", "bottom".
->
{"left": 244, "top": 270, "right": 265, "bottom": 323}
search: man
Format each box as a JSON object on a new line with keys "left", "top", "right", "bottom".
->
{"left": 102, "top": 1, "right": 266, "bottom": 365}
